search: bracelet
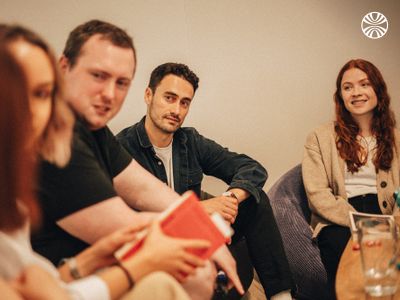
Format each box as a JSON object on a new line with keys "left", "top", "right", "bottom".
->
{"left": 223, "top": 191, "right": 239, "bottom": 202}
{"left": 60, "top": 257, "right": 82, "bottom": 279}
{"left": 118, "top": 263, "right": 135, "bottom": 290}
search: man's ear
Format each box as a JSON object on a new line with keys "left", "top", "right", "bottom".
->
{"left": 144, "top": 87, "right": 153, "bottom": 105}
{"left": 59, "top": 55, "right": 70, "bottom": 74}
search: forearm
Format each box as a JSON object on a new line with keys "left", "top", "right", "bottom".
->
{"left": 98, "top": 266, "right": 132, "bottom": 300}
{"left": 128, "top": 176, "right": 179, "bottom": 211}
{"left": 197, "top": 132, "right": 267, "bottom": 194}
{"left": 306, "top": 187, "right": 355, "bottom": 227}
{"left": 302, "top": 141, "right": 355, "bottom": 226}
{"left": 57, "top": 198, "right": 158, "bottom": 245}
{"left": 209, "top": 153, "right": 266, "bottom": 202}
{"left": 58, "top": 248, "right": 111, "bottom": 282}
{"left": 114, "top": 160, "right": 179, "bottom": 211}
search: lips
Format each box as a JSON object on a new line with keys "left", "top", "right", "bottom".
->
{"left": 165, "top": 116, "right": 180, "bottom": 123}
{"left": 93, "top": 104, "right": 111, "bottom": 115}
{"left": 351, "top": 99, "right": 367, "bottom": 105}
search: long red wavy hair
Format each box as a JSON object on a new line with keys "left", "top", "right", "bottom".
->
{"left": 0, "top": 47, "right": 40, "bottom": 231}
{"left": 334, "top": 59, "right": 396, "bottom": 173}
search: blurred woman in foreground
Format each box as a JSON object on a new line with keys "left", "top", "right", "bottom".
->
{"left": 0, "top": 25, "right": 209, "bottom": 300}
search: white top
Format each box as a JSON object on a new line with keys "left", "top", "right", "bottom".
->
{"left": 0, "top": 224, "right": 110, "bottom": 300}
{"left": 345, "top": 136, "right": 377, "bottom": 198}
{"left": 154, "top": 141, "right": 175, "bottom": 189}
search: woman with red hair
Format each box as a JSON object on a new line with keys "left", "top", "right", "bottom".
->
{"left": 302, "top": 59, "right": 399, "bottom": 300}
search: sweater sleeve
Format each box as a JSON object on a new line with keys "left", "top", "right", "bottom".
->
{"left": 66, "top": 275, "right": 110, "bottom": 300}
{"left": 302, "top": 129, "right": 355, "bottom": 227}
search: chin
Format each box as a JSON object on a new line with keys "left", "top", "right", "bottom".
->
{"left": 87, "top": 120, "right": 107, "bottom": 130}
{"left": 161, "top": 126, "right": 178, "bottom": 134}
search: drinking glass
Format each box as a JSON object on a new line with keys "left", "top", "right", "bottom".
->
{"left": 357, "top": 217, "right": 398, "bottom": 297}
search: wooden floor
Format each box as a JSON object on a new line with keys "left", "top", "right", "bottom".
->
{"left": 244, "top": 273, "right": 267, "bottom": 300}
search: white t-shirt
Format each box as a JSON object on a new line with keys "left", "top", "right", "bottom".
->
{"left": 0, "top": 224, "right": 110, "bottom": 300}
{"left": 153, "top": 141, "right": 174, "bottom": 189}
{"left": 345, "top": 136, "right": 377, "bottom": 198}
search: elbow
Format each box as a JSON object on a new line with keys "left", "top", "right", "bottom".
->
{"left": 257, "top": 163, "right": 268, "bottom": 182}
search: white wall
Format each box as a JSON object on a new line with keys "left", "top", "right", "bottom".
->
{"left": 2, "top": 0, "right": 400, "bottom": 194}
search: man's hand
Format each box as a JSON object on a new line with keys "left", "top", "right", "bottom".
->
{"left": 212, "top": 245, "right": 244, "bottom": 295}
{"left": 200, "top": 196, "right": 238, "bottom": 224}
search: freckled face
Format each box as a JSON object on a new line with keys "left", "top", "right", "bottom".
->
{"left": 341, "top": 68, "right": 378, "bottom": 120}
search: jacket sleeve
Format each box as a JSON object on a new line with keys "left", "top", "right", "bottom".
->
{"left": 191, "top": 128, "right": 267, "bottom": 202}
{"left": 302, "top": 130, "right": 355, "bottom": 227}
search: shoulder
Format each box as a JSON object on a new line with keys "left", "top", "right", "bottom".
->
{"left": 116, "top": 123, "right": 140, "bottom": 141}
{"left": 305, "top": 122, "right": 336, "bottom": 148}
{"left": 73, "top": 120, "right": 115, "bottom": 149}
{"left": 310, "top": 122, "right": 335, "bottom": 136}
{"left": 179, "top": 127, "right": 215, "bottom": 145}
{"left": 116, "top": 119, "right": 147, "bottom": 152}
{"left": 394, "top": 128, "right": 400, "bottom": 141}
{"left": 307, "top": 122, "right": 335, "bottom": 138}
{"left": 393, "top": 128, "right": 400, "bottom": 152}
{"left": 180, "top": 127, "right": 199, "bottom": 135}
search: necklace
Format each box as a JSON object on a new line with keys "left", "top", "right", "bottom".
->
{"left": 358, "top": 135, "right": 375, "bottom": 161}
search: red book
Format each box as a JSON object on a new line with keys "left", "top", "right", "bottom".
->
{"left": 115, "top": 191, "right": 232, "bottom": 261}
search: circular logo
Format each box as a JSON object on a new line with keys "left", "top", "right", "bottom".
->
{"left": 361, "top": 12, "right": 388, "bottom": 39}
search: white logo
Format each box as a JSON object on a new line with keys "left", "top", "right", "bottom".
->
{"left": 361, "top": 12, "right": 388, "bottom": 39}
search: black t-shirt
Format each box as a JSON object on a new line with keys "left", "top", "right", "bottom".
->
{"left": 31, "top": 120, "right": 132, "bottom": 265}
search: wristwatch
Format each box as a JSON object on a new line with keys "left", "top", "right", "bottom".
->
{"left": 59, "top": 257, "right": 82, "bottom": 279}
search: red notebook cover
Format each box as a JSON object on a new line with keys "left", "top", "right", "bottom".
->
{"left": 115, "top": 191, "right": 230, "bottom": 261}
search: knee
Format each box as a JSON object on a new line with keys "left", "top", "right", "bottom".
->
{"left": 182, "top": 261, "right": 217, "bottom": 300}
{"left": 124, "top": 271, "right": 189, "bottom": 300}
{"left": 141, "top": 271, "right": 178, "bottom": 288}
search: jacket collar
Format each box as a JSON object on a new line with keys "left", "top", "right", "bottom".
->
{"left": 136, "top": 116, "right": 153, "bottom": 149}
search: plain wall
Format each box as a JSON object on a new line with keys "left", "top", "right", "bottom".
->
{"left": 2, "top": 0, "right": 400, "bottom": 194}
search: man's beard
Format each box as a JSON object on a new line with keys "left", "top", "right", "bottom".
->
{"left": 150, "top": 113, "right": 180, "bottom": 134}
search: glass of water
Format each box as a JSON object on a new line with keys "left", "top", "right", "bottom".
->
{"left": 357, "top": 217, "right": 398, "bottom": 297}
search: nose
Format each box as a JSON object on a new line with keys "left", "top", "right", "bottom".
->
{"left": 352, "top": 85, "right": 362, "bottom": 97}
{"left": 171, "top": 101, "right": 181, "bottom": 115}
{"left": 102, "top": 81, "right": 115, "bottom": 103}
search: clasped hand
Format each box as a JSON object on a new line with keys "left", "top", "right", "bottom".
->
{"left": 201, "top": 195, "right": 239, "bottom": 224}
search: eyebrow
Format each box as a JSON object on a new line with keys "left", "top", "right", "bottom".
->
{"left": 164, "top": 91, "right": 192, "bottom": 102}
{"left": 342, "top": 77, "right": 369, "bottom": 85}
{"left": 164, "top": 91, "right": 178, "bottom": 97}
{"left": 89, "top": 68, "right": 133, "bottom": 82}
{"left": 35, "top": 82, "right": 54, "bottom": 88}
{"left": 117, "top": 73, "right": 133, "bottom": 82}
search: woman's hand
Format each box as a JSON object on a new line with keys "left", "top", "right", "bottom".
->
{"left": 0, "top": 277, "right": 23, "bottom": 300}
{"left": 12, "top": 265, "right": 70, "bottom": 300}
{"left": 122, "top": 221, "right": 211, "bottom": 283}
{"left": 212, "top": 245, "right": 244, "bottom": 295}
{"left": 59, "top": 221, "right": 150, "bottom": 281}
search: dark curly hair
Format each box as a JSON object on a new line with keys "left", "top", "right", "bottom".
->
{"left": 334, "top": 59, "right": 396, "bottom": 173}
{"left": 148, "top": 62, "right": 199, "bottom": 93}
